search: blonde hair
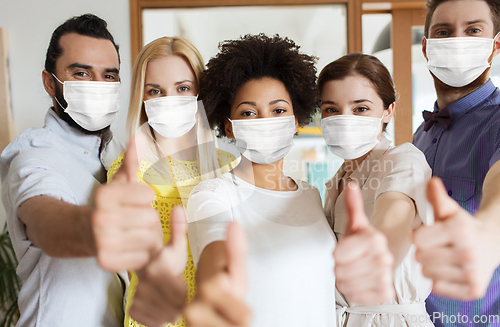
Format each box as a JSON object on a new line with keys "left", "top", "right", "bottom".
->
{"left": 127, "top": 36, "right": 205, "bottom": 136}
{"left": 127, "top": 36, "right": 222, "bottom": 180}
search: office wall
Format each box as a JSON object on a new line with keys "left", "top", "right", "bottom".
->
{"left": 0, "top": 0, "right": 132, "bottom": 226}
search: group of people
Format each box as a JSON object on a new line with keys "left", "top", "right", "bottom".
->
{"left": 1, "top": 0, "right": 500, "bottom": 326}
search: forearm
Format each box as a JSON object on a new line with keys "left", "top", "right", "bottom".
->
{"left": 18, "top": 196, "right": 96, "bottom": 257}
{"left": 371, "top": 192, "right": 415, "bottom": 267}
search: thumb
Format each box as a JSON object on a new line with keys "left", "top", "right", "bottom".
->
{"left": 113, "top": 133, "right": 147, "bottom": 183}
{"left": 344, "top": 182, "right": 370, "bottom": 235}
{"left": 427, "top": 177, "right": 461, "bottom": 221}
{"left": 225, "top": 222, "right": 248, "bottom": 298}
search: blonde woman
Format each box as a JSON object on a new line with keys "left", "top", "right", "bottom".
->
{"left": 107, "top": 36, "right": 236, "bottom": 327}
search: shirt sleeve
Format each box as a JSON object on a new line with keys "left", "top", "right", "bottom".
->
{"left": 1, "top": 149, "right": 77, "bottom": 261}
{"left": 186, "top": 179, "right": 234, "bottom": 267}
{"left": 374, "top": 143, "right": 433, "bottom": 227}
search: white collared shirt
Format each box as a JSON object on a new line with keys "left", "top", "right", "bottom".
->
{"left": 0, "top": 109, "right": 126, "bottom": 327}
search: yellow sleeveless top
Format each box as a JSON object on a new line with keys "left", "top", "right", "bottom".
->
{"left": 107, "top": 149, "right": 237, "bottom": 327}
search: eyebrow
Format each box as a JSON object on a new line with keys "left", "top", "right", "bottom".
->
{"left": 145, "top": 83, "right": 161, "bottom": 88}
{"left": 321, "top": 99, "right": 373, "bottom": 105}
{"left": 175, "top": 80, "right": 194, "bottom": 85}
{"left": 431, "top": 19, "right": 487, "bottom": 30}
{"left": 67, "top": 63, "right": 119, "bottom": 74}
{"left": 235, "top": 99, "right": 290, "bottom": 109}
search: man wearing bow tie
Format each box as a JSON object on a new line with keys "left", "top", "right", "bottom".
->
{"left": 412, "top": 0, "right": 500, "bottom": 326}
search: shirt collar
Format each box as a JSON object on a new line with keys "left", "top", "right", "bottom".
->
{"left": 44, "top": 108, "right": 113, "bottom": 155}
{"left": 433, "top": 79, "right": 497, "bottom": 122}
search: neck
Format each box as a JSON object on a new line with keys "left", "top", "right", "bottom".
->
{"left": 433, "top": 70, "right": 489, "bottom": 109}
{"left": 233, "top": 156, "right": 297, "bottom": 191}
{"left": 155, "top": 127, "right": 197, "bottom": 161}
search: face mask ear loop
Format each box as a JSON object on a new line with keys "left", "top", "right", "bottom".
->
{"left": 51, "top": 73, "right": 64, "bottom": 85}
{"left": 51, "top": 73, "right": 67, "bottom": 111}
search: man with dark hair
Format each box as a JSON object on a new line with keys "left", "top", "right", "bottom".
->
{"left": 412, "top": 0, "right": 500, "bottom": 325}
{"left": 0, "top": 14, "right": 172, "bottom": 326}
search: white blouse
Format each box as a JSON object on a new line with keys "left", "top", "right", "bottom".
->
{"left": 324, "top": 136, "right": 434, "bottom": 327}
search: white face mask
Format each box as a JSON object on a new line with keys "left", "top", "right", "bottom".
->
{"left": 321, "top": 115, "right": 383, "bottom": 160}
{"left": 144, "top": 96, "right": 198, "bottom": 138}
{"left": 53, "top": 74, "right": 120, "bottom": 131}
{"left": 425, "top": 35, "right": 497, "bottom": 87}
{"left": 229, "top": 115, "right": 296, "bottom": 164}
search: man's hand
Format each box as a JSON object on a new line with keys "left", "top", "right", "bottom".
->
{"left": 92, "top": 135, "right": 163, "bottom": 271}
{"left": 334, "top": 183, "right": 395, "bottom": 304}
{"left": 129, "top": 206, "right": 189, "bottom": 327}
{"left": 184, "top": 222, "right": 252, "bottom": 327}
{"left": 413, "top": 177, "right": 498, "bottom": 300}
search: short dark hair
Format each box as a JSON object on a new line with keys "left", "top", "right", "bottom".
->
{"left": 424, "top": 0, "right": 500, "bottom": 38}
{"left": 199, "top": 34, "right": 318, "bottom": 138}
{"left": 44, "top": 13, "right": 120, "bottom": 74}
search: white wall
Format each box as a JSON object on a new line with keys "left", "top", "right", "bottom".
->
{"left": 0, "top": 0, "right": 132, "bottom": 227}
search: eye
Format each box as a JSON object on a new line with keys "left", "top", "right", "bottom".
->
{"left": 104, "top": 74, "right": 117, "bottom": 80}
{"left": 435, "top": 30, "right": 450, "bottom": 37}
{"left": 354, "top": 106, "right": 369, "bottom": 113}
{"left": 323, "top": 107, "right": 338, "bottom": 114}
{"left": 148, "top": 88, "right": 161, "bottom": 96}
{"left": 178, "top": 85, "right": 190, "bottom": 92}
{"left": 273, "top": 108, "right": 287, "bottom": 114}
{"left": 74, "top": 71, "right": 90, "bottom": 79}
{"left": 240, "top": 110, "right": 255, "bottom": 117}
{"left": 468, "top": 27, "right": 481, "bottom": 35}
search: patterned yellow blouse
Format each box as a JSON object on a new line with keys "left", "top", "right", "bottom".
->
{"left": 107, "top": 149, "right": 237, "bottom": 327}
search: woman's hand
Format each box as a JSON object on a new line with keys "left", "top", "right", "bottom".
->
{"left": 185, "top": 222, "right": 252, "bottom": 327}
{"left": 334, "top": 183, "right": 395, "bottom": 304}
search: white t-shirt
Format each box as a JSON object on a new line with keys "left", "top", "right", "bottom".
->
{"left": 325, "top": 136, "right": 434, "bottom": 327}
{"left": 187, "top": 173, "right": 336, "bottom": 327}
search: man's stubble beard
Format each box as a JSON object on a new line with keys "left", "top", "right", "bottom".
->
{"left": 431, "top": 67, "right": 491, "bottom": 100}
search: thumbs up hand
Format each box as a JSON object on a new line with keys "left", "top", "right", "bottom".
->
{"left": 92, "top": 135, "right": 163, "bottom": 272}
{"left": 413, "top": 177, "right": 497, "bottom": 300}
{"left": 129, "top": 206, "right": 189, "bottom": 327}
{"left": 184, "top": 222, "right": 252, "bottom": 327}
{"left": 334, "top": 183, "right": 395, "bottom": 304}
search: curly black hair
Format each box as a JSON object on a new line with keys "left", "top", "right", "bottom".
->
{"left": 199, "top": 33, "right": 318, "bottom": 138}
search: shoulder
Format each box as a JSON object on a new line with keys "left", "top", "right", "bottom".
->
{"left": 295, "top": 178, "right": 322, "bottom": 200}
{"left": 382, "top": 143, "right": 429, "bottom": 169}
{"left": 191, "top": 173, "right": 235, "bottom": 196}
{"left": 216, "top": 149, "right": 238, "bottom": 169}
{"left": 1, "top": 127, "right": 62, "bottom": 172}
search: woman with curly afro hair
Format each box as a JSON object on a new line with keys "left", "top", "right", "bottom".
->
{"left": 184, "top": 34, "right": 337, "bottom": 327}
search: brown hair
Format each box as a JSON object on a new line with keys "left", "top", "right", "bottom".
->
{"left": 318, "top": 53, "right": 396, "bottom": 110}
{"left": 424, "top": 0, "right": 500, "bottom": 38}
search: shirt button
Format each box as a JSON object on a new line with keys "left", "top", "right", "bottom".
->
{"left": 432, "top": 138, "right": 437, "bottom": 144}
{"left": 84, "top": 151, "right": 89, "bottom": 155}
{"left": 448, "top": 190, "right": 452, "bottom": 196}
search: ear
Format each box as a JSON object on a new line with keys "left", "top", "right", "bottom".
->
{"left": 224, "top": 118, "right": 234, "bottom": 139}
{"left": 492, "top": 33, "right": 500, "bottom": 59}
{"left": 42, "top": 70, "right": 56, "bottom": 97}
{"left": 421, "top": 37, "right": 428, "bottom": 61}
{"left": 383, "top": 102, "right": 395, "bottom": 123}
